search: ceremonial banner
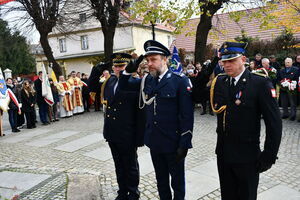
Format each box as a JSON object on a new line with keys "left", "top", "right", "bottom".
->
{"left": 170, "top": 46, "right": 183, "bottom": 73}
{"left": 0, "top": 0, "right": 15, "bottom": 5}
{"left": 41, "top": 64, "right": 54, "bottom": 106}
{"left": 0, "top": 68, "right": 10, "bottom": 111}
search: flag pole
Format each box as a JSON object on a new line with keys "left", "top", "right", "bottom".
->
{"left": 0, "top": 110, "right": 3, "bottom": 137}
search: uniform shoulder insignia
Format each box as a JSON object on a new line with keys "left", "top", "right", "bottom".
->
{"left": 252, "top": 72, "right": 267, "bottom": 78}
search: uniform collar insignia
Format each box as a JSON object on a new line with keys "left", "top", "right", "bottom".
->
{"left": 166, "top": 73, "right": 172, "bottom": 78}
{"left": 242, "top": 78, "right": 246, "bottom": 82}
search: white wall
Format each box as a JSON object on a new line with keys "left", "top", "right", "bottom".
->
{"left": 48, "top": 26, "right": 134, "bottom": 59}
{"left": 132, "top": 26, "right": 173, "bottom": 55}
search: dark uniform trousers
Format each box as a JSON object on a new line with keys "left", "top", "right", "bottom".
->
{"left": 280, "top": 91, "right": 297, "bottom": 118}
{"left": 109, "top": 142, "right": 139, "bottom": 199}
{"left": 150, "top": 150, "right": 185, "bottom": 200}
{"left": 217, "top": 157, "right": 259, "bottom": 200}
{"left": 212, "top": 69, "right": 282, "bottom": 200}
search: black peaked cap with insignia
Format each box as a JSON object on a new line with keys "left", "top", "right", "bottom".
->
{"left": 111, "top": 53, "right": 132, "bottom": 66}
{"left": 144, "top": 40, "right": 171, "bottom": 57}
{"left": 219, "top": 42, "right": 248, "bottom": 61}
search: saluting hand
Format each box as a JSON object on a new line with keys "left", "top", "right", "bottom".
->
{"left": 126, "top": 55, "right": 144, "bottom": 73}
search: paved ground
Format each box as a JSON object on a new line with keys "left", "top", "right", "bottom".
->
{"left": 0, "top": 109, "right": 299, "bottom": 200}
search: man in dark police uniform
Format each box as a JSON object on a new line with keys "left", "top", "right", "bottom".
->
{"left": 120, "top": 40, "right": 194, "bottom": 200}
{"left": 210, "top": 42, "right": 282, "bottom": 200}
{"left": 100, "top": 53, "right": 143, "bottom": 200}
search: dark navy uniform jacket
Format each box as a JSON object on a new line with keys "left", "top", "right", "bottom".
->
{"left": 212, "top": 69, "right": 282, "bottom": 164}
{"left": 102, "top": 74, "right": 144, "bottom": 147}
{"left": 119, "top": 69, "right": 194, "bottom": 153}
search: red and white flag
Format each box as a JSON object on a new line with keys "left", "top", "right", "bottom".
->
{"left": 41, "top": 64, "right": 54, "bottom": 106}
{"left": 0, "top": 0, "right": 15, "bottom": 5}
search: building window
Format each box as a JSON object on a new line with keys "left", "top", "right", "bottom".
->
{"left": 59, "top": 38, "right": 66, "bottom": 52}
{"left": 79, "top": 13, "right": 86, "bottom": 23}
{"left": 81, "top": 35, "right": 89, "bottom": 50}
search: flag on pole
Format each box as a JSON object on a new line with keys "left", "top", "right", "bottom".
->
{"left": 0, "top": 68, "right": 10, "bottom": 112}
{"left": 51, "top": 71, "right": 58, "bottom": 83}
{"left": 0, "top": 0, "right": 15, "bottom": 5}
{"left": 170, "top": 46, "right": 183, "bottom": 73}
{"left": 41, "top": 64, "right": 54, "bottom": 106}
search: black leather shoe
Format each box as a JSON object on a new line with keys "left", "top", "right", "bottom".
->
{"left": 200, "top": 112, "right": 206, "bottom": 115}
{"left": 281, "top": 115, "right": 289, "bottom": 119}
{"left": 290, "top": 116, "right": 296, "bottom": 121}
{"left": 115, "top": 196, "right": 128, "bottom": 200}
{"left": 12, "top": 128, "right": 20, "bottom": 132}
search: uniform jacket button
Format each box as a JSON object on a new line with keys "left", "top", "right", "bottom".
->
{"left": 107, "top": 115, "right": 110, "bottom": 117}
{"left": 114, "top": 109, "right": 117, "bottom": 111}
{"left": 119, "top": 102, "right": 122, "bottom": 104}
{"left": 108, "top": 106, "right": 111, "bottom": 109}
{"left": 154, "top": 121, "right": 157, "bottom": 124}
{"left": 113, "top": 117, "right": 116, "bottom": 120}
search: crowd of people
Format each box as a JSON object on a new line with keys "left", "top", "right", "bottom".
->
{"left": 183, "top": 54, "right": 300, "bottom": 122}
{"left": 4, "top": 70, "right": 111, "bottom": 134}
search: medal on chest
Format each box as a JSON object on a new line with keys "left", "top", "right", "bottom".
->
{"left": 235, "top": 91, "right": 242, "bottom": 105}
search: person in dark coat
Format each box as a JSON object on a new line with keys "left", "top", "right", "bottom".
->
{"left": 81, "top": 73, "right": 90, "bottom": 112}
{"left": 277, "top": 57, "right": 300, "bottom": 120}
{"left": 99, "top": 53, "right": 144, "bottom": 200}
{"left": 269, "top": 55, "right": 281, "bottom": 71}
{"left": 119, "top": 40, "right": 194, "bottom": 200}
{"left": 34, "top": 71, "right": 49, "bottom": 125}
{"left": 49, "top": 78, "right": 59, "bottom": 122}
{"left": 20, "top": 80, "right": 36, "bottom": 129}
{"left": 211, "top": 42, "right": 282, "bottom": 200}
{"left": 6, "top": 78, "right": 21, "bottom": 132}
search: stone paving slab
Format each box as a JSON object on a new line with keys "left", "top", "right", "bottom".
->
{"left": 54, "top": 133, "right": 103, "bottom": 152}
{"left": 258, "top": 184, "right": 300, "bottom": 200}
{"left": 25, "top": 130, "right": 79, "bottom": 147}
{"left": 186, "top": 160, "right": 220, "bottom": 199}
{"left": 190, "top": 159, "right": 219, "bottom": 179}
{"left": 0, "top": 188, "right": 22, "bottom": 200}
{"left": 186, "top": 170, "right": 219, "bottom": 200}
{"left": 83, "top": 146, "right": 112, "bottom": 161}
{"left": 138, "top": 152, "right": 154, "bottom": 176}
{"left": 0, "top": 129, "right": 50, "bottom": 144}
{"left": 0, "top": 171, "right": 51, "bottom": 199}
{"left": 67, "top": 174, "right": 101, "bottom": 200}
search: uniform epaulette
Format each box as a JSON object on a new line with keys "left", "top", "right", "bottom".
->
{"left": 173, "top": 71, "right": 185, "bottom": 78}
{"left": 252, "top": 72, "right": 267, "bottom": 78}
{"left": 217, "top": 73, "right": 227, "bottom": 76}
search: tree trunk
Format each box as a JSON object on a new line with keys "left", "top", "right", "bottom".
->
{"left": 194, "top": 13, "right": 213, "bottom": 64}
{"left": 103, "top": 28, "right": 115, "bottom": 64}
{"left": 39, "top": 33, "right": 62, "bottom": 77}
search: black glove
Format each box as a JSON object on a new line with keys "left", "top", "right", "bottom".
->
{"left": 256, "top": 159, "right": 272, "bottom": 173}
{"left": 126, "top": 55, "right": 144, "bottom": 73}
{"left": 176, "top": 148, "right": 188, "bottom": 163}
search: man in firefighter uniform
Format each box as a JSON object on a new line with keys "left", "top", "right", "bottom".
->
{"left": 210, "top": 42, "right": 282, "bottom": 200}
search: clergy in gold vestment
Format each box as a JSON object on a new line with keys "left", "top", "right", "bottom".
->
{"left": 56, "top": 76, "right": 73, "bottom": 117}
{"left": 67, "top": 71, "right": 84, "bottom": 114}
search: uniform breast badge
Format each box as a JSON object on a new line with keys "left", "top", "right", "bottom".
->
{"left": 235, "top": 91, "right": 242, "bottom": 105}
